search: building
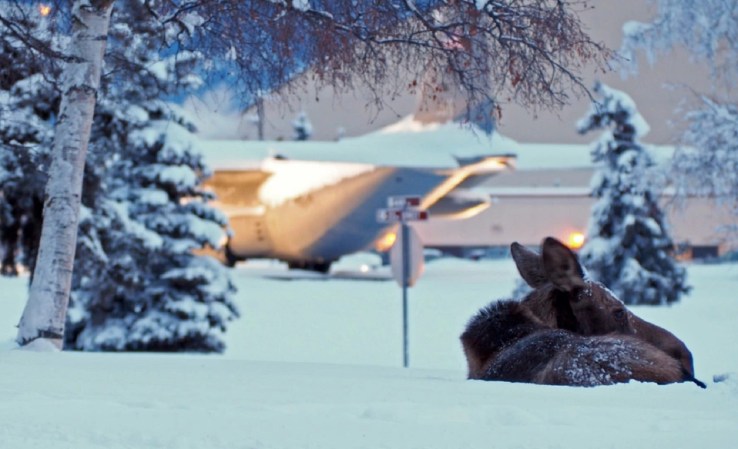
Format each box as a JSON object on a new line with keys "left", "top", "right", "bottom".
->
{"left": 414, "top": 166, "right": 735, "bottom": 260}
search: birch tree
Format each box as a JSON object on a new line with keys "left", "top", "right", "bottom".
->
{"left": 16, "top": 0, "right": 114, "bottom": 349}
{"left": 621, "top": 0, "right": 738, "bottom": 240}
{"left": 10, "top": 0, "right": 610, "bottom": 349}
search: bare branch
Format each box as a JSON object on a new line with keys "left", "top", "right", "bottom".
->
{"left": 160, "top": 0, "right": 609, "bottom": 116}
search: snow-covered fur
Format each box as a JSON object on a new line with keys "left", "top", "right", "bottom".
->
{"left": 461, "top": 300, "right": 685, "bottom": 386}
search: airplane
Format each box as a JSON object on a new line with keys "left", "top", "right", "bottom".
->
{"left": 199, "top": 118, "right": 517, "bottom": 272}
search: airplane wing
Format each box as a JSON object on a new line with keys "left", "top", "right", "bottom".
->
{"left": 423, "top": 154, "right": 516, "bottom": 219}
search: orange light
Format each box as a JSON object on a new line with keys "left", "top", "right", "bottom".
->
{"left": 39, "top": 4, "right": 51, "bottom": 16}
{"left": 375, "top": 231, "right": 397, "bottom": 252}
{"left": 567, "top": 231, "right": 585, "bottom": 250}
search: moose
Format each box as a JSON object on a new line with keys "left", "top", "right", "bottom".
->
{"left": 461, "top": 237, "right": 706, "bottom": 388}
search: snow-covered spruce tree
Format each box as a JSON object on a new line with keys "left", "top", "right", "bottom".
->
{"left": 64, "top": 3, "right": 238, "bottom": 352}
{"left": 577, "top": 82, "right": 689, "bottom": 305}
{"left": 67, "top": 106, "right": 239, "bottom": 352}
{"left": 0, "top": 7, "right": 58, "bottom": 276}
{"left": 292, "top": 111, "right": 313, "bottom": 141}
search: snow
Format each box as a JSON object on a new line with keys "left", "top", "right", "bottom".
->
{"left": 621, "top": 21, "right": 650, "bottom": 42}
{"left": 108, "top": 201, "right": 163, "bottom": 250}
{"left": 135, "top": 188, "right": 169, "bottom": 206}
{"left": 486, "top": 186, "right": 591, "bottom": 197}
{"left": 183, "top": 213, "right": 225, "bottom": 247}
{"left": 200, "top": 115, "right": 676, "bottom": 172}
{"left": 620, "top": 0, "right": 738, "bottom": 84}
{"left": 157, "top": 165, "right": 197, "bottom": 189}
{"left": 599, "top": 84, "right": 651, "bottom": 137}
{"left": 1, "top": 258, "right": 737, "bottom": 448}
{"left": 291, "top": 111, "right": 313, "bottom": 140}
{"left": 20, "top": 338, "right": 61, "bottom": 352}
{"left": 269, "top": 0, "right": 311, "bottom": 12}
{"left": 258, "top": 158, "right": 375, "bottom": 207}
{"left": 378, "top": 114, "right": 443, "bottom": 133}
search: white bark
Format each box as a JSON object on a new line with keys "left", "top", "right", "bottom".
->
{"left": 16, "top": 0, "right": 115, "bottom": 349}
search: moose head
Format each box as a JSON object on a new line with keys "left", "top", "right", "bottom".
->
{"left": 511, "top": 237, "right": 632, "bottom": 336}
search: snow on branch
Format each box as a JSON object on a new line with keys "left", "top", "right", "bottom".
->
{"left": 673, "top": 95, "right": 738, "bottom": 203}
{"left": 620, "top": 0, "right": 738, "bottom": 85}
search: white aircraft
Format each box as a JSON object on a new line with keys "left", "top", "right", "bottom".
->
{"left": 200, "top": 118, "right": 517, "bottom": 271}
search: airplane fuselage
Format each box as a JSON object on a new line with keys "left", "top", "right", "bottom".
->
{"left": 208, "top": 160, "right": 445, "bottom": 270}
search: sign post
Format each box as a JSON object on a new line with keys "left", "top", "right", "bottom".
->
{"left": 377, "top": 196, "right": 428, "bottom": 368}
{"left": 400, "top": 221, "right": 410, "bottom": 369}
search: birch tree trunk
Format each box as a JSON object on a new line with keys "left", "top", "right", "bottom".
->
{"left": 16, "top": 0, "right": 115, "bottom": 349}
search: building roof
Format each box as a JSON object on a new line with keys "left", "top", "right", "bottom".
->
{"left": 199, "top": 115, "right": 676, "bottom": 172}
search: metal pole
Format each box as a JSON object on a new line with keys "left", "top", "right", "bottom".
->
{"left": 401, "top": 222, "right": 410, "bottom": 368}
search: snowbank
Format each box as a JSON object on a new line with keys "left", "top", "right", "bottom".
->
{"left": 1, "top": 258, "right": 736, "bottom": 449}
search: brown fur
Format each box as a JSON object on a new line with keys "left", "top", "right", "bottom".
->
{"left": 511, "top": 237, "right": 695, "bottom": 376}
{"left": 460, "top": 237, "right": 703, "bottom": 387}
{"left": 628, "top": 314, "right": 694, "bottom": 376}
{"left": 461, "top": 300, "right": 684, "bottom": 386}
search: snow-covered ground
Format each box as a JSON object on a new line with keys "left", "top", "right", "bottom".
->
{"left": 1, "top": 256, "right": 737, "bottom": 449}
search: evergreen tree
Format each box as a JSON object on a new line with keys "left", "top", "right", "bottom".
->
{"left": 0, "top": 3, "right": 237, "bottom": 350}
{"left": 292, "top": 110, "right": 313, "bottom": 141}
{"left": 64, "top": 2, "right": 238, "bottom": 352}
{"left": 67, "top": 105, "right": 239, "bottom": 351}
{"left": 0, "top": 7, "right": 58, "bottom": 276}
{"left": 577, "top": 82, "right": 689, "bottom": 305}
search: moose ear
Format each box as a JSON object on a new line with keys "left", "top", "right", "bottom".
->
{"left": 541, "top": 237, "right": 585, "bottom": 292}
{"left": 511, "top": 242, "right": 548, "bottom": 288}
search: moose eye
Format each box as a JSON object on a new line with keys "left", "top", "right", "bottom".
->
{"left": 613, "top": 309, "right": 626, "bottom": 320}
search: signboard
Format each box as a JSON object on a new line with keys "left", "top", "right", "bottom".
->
{"left": 389, "top": 226, "right": 424, "bottom": 288}
{"left": 376, "top": 208, "right": 429, "bottom": 224}
{"left": 387, "top": 195, "right": 422, "bottom": 208}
